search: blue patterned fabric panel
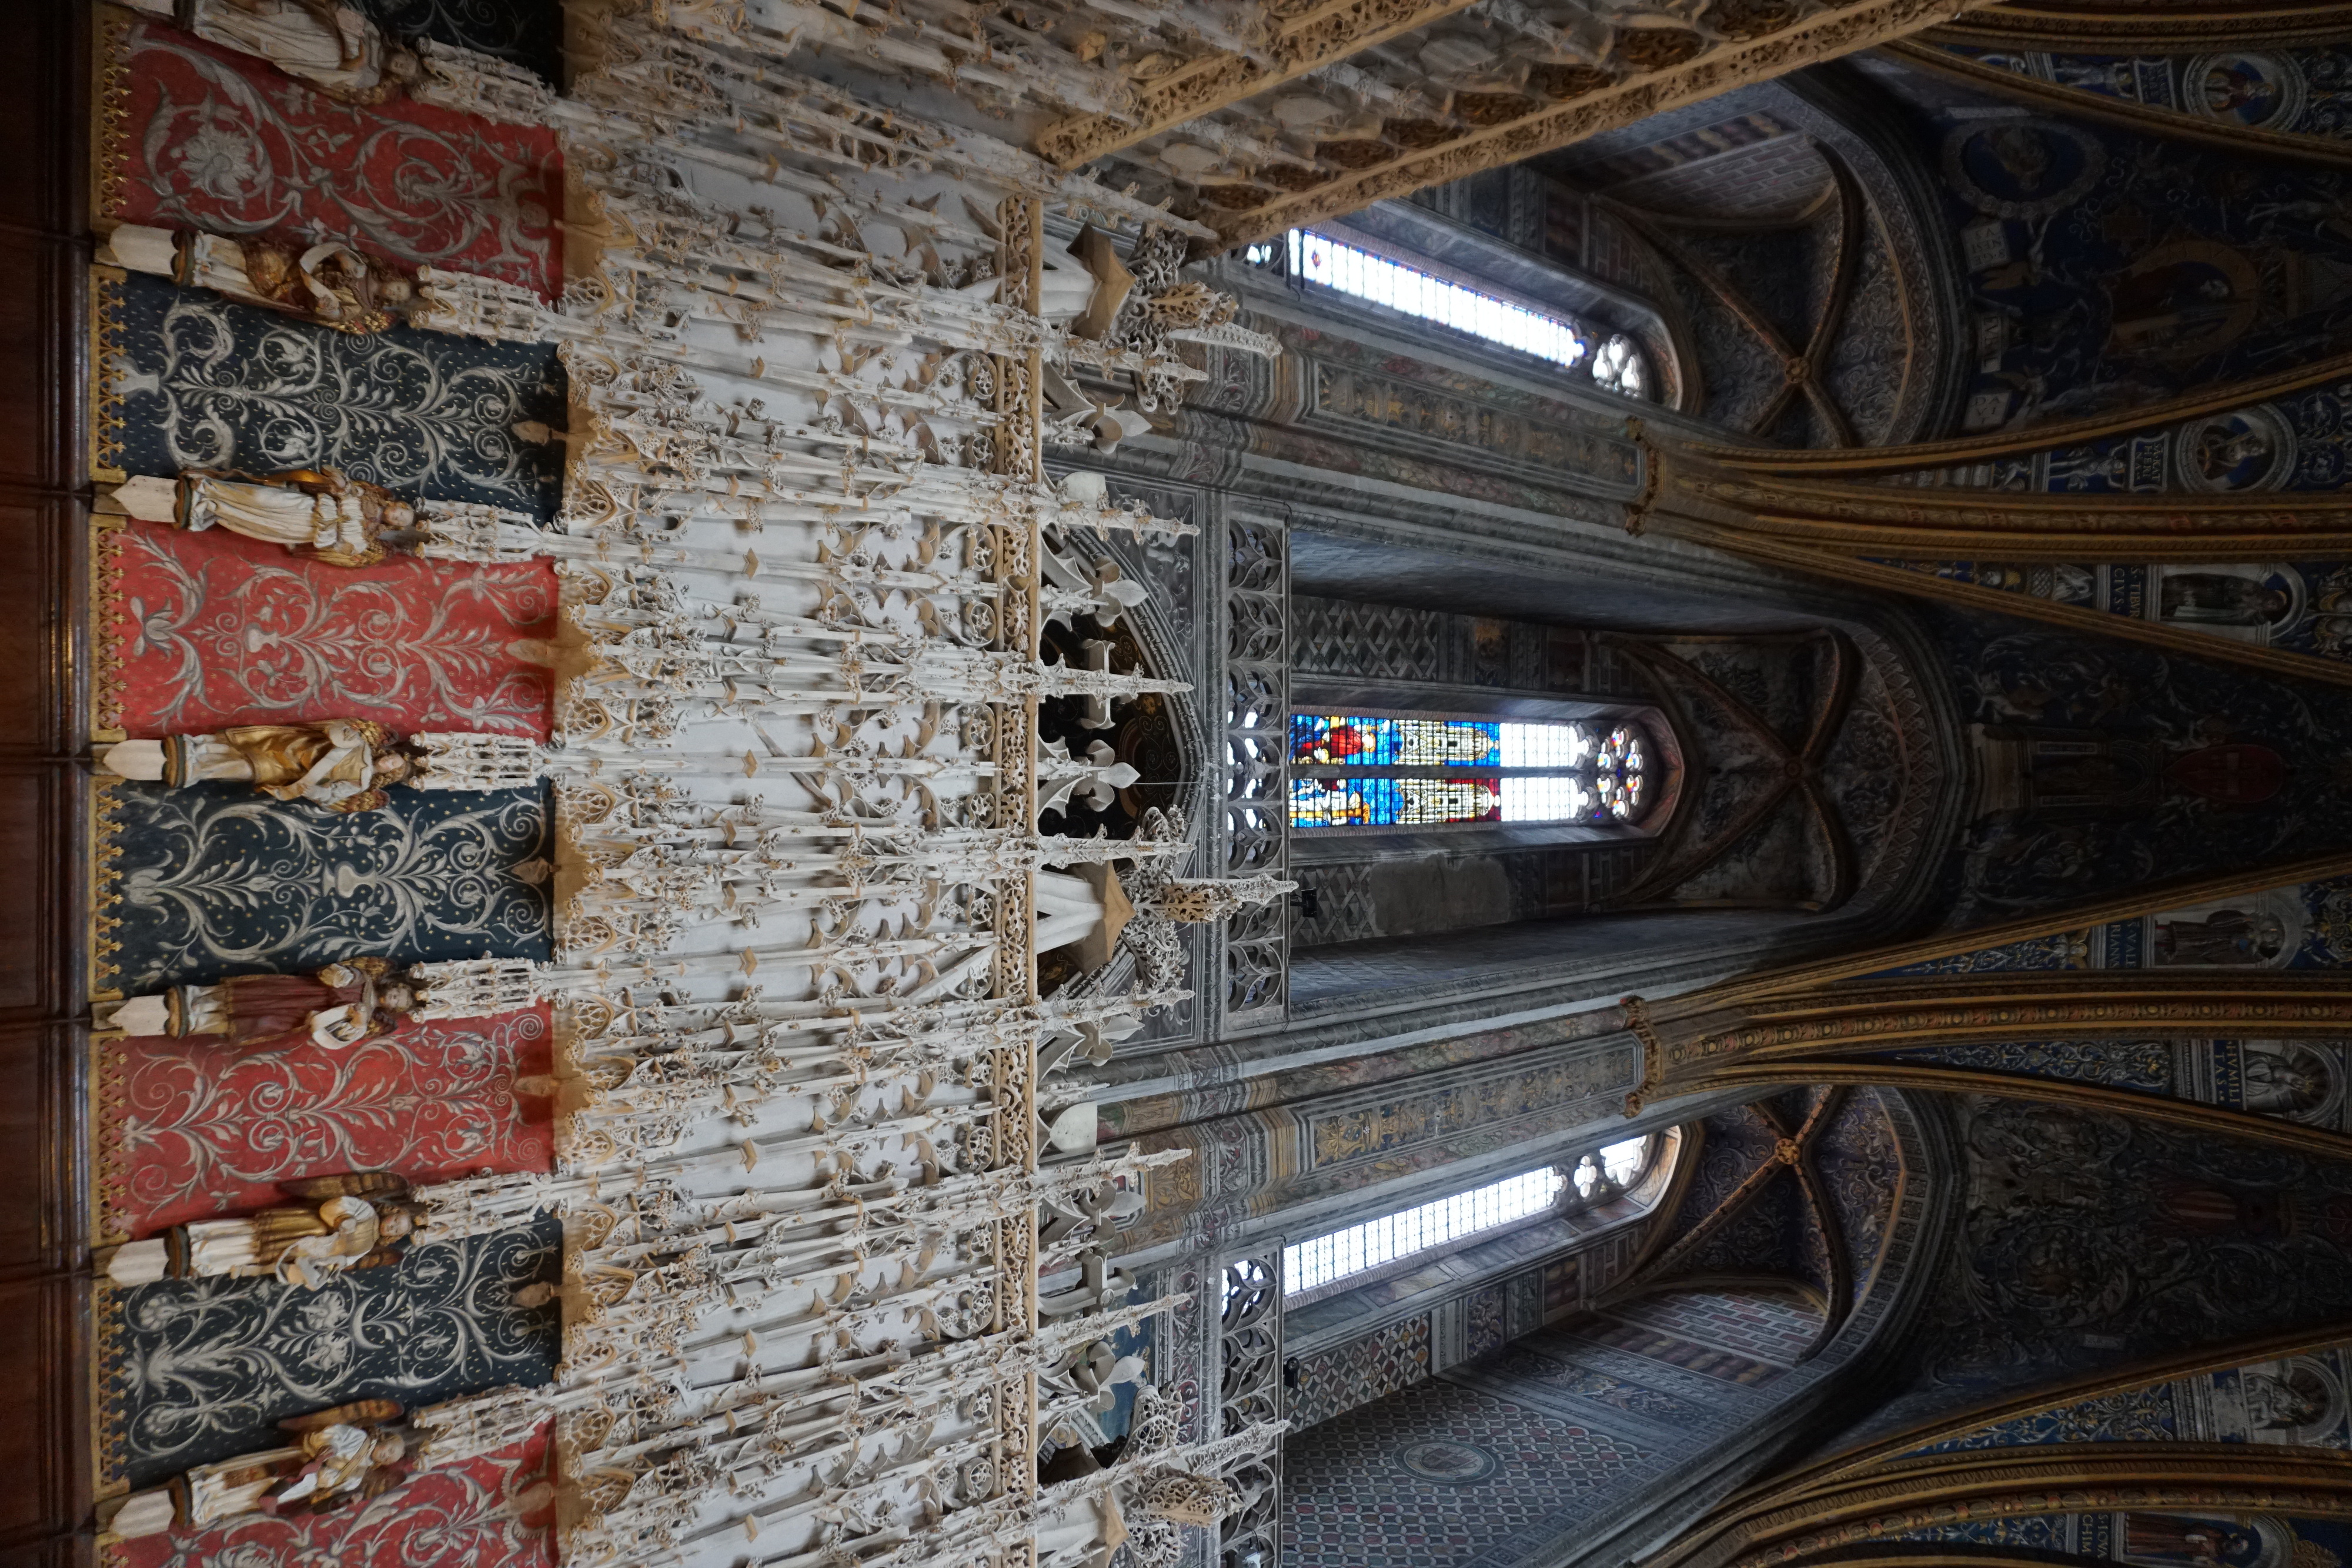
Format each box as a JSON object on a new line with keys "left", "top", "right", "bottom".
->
{"left": 101, "top": 271, "right": 567, "bottom": 521}
{"left": 101, "top": 781, "right": 553, "bottom": 992}
{"left": 103, "top": 1219, "right": 561, "bottom": 1487}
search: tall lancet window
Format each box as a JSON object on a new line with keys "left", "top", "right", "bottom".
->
{"left": 1288, "top": 715, "right": 1652, "bottom": 830}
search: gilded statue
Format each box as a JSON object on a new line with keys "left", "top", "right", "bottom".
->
{"left": 105, "top": 1172, "right": 422, "bottom": 1289}
{"left": 102, "top": 719, "right": 419, "bottom": 810}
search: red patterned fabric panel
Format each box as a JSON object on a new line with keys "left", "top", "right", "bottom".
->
{"left": 108, "top": 1417, "right": 557, "bottom": 1568}
{"left": 102, "top": 15, "right": 563, "bottom": 295}
{"left": 104, "top": 519, "right": 558, "bottom": 740}
{"left": 101, "top": 1006, "right": 556, "bottom": 1241}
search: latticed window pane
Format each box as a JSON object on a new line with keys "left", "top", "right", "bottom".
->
{"left": 1291, "top": 230, "right": 1591, "bottom": 370}
{"left": 1285, "top": 1166, "right": 1566, "bottom": 1293}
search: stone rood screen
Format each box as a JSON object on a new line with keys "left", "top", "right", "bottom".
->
{"left": 1289, "top": 716, "right": 1651, "bottom": 827}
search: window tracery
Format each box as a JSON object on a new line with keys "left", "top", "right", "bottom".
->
{"left": 1288, "top": 714, "right": 1653, "bottom": 828}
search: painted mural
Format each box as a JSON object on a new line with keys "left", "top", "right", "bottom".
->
{"left": 1862, "top": 1095, "right": 2352, "bottom": 1437}
{"left": 1910, "top": 603, "right": 2352, "bottom": 930}
{"left": 1887, "top": 1510, "right": 2352, "bottom": 1568}
{"left": 99, "top": 1005, "right": 559, "bottom": 1241}
{"left": 1885, "top": 1038, "right": 2352, "bottom": 1131}
{"left": 1905, "top": 1337, "right": 2352, "bottom": 1453}
{"left": 1881, "top": 874, "right": 2352, "bottom": 974}
{"left": 1940, "top": 42, "right": 2352, "bottom": 145}
{"left": 100, "top": 12, "right": 564, "bottom": 292}
{"left": 1888, "top": 68, "right": 2352, "bottom": 429}
{"left": 95, "top": 271, "right": 569, "bottom": 521}
{"left": 1883, "top": 556, "right": 2352, "bottom": 668}
{"left": 102, "top": 519, "right": 562, "bottom": 740}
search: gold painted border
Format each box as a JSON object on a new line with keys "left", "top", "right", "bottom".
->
{"left": 88, "top": 263, "right": 127, "bottom": 486}
{"left": 89, "top": 1028, "right": 131, "bottom": 1249}
{"left": 1889, "top": 39, "right": 2352, "bottom": 170}
{"left": 90, "top": 5, "right": 132, "bottom": 229}
{"left": 1689, "top": 349, "right": 2352, "bottom": 476}
{"left": 89, "top": 774, "right": 124, "bottom": 1004}
{"left": 1926, "top": 3, "right": 2352, "bottom": 49}
{"left": 89, "top": 1271, "right": 126, "bottom": 1499}
{"left": 89, "top": 510, "right": 126, "bottom": 744}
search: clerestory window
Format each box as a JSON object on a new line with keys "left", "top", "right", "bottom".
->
{"left": 1245, "top": 229, "right": 1652, "bottom": 399}
{"left": 1284, "top": 1135, "right": 1655, "bottom": 1296}
{"left": 1288, "top": 714, "right": 1651, "bottom": 829}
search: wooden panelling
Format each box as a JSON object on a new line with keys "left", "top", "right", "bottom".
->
{"left": 0, "top": 0, "right": 96, "bottom": 1556}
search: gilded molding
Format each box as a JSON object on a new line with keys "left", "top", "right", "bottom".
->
{"left": 1037, "top": 0, "right": 1488, "bottom": 167}
{"left": 1926, "top": 1, "right": 2352, "bottom": 49}
{"left": 1200, "top": 0, "right": 1990, "bottom": 250}
{"left": 1687, "top": 348, "right": 2352, "bottom": 477}
{"left": 1649, "top": 850, "right": 2352, "bottom": 1017}
{"left": 1659, "top": 531, "right": 2352, "bottom": 692}
{"left": 1887, "top": 38, "right": 2352, "bottom": 170}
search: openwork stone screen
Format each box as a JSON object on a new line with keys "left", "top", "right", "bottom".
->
{"left": 1289, "top": 716, "right": 1649, "bottom": 828}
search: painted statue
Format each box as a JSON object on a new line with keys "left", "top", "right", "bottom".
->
{"left": 102, "top": 720, "right": 417, "bottom": 810}
{"left": 105, "top": 1172, "right": 422, "bottom": 1289}
{"left": 103, "top": 225, "right": 416, "bottom": 334}
{"left": 104, "top": 958, "right": 419, "bottom": 1047}
{"left": 2159, "top": 572, "right": 2294, "bottom": 627}
{"left": 2155, "top": 908, "right": 2289, "bottom": 965}
{"left": 108, "top": 1400, "right": 412, "bottom": 1540}
{"left": 176, "top": 0, "right": 420, "bottom": 100}
{"left": 107, "top": 468, "right": 419, "bottom": 566}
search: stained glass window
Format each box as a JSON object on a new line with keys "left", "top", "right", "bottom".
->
{"left": 1289, "top": 714, "right": 1650, "bottom": 829}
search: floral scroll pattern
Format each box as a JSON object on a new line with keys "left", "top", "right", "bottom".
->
{"left": 103, "top": 1221, "right": 561, "bottom": 1487}
{"left": 112, "top": 1415, "right": 557, "bottom": 1568}
{"left": 106, "top": 16, "right": 562, "bottom": 292}
{"left": 101, "top": 273, "right": 567, "bottom": 519}
{"left": 99, "top": 781, "right": 553, "bottom": 993}
{"left": 109, "top": 520, "right": 557, "bottom": 738}
{"left": 103, "top": 1007, "right": 556, "bottom": 1242}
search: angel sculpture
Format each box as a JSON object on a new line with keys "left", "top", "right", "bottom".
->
{"left": 106, "top": 1400, "right": 412, "bottom": 1540}
{"left": 105, "top": 1172, "right": 422, "bottom": 1289}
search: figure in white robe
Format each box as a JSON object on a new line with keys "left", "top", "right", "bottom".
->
{"left": 178, "top": 0, "right": 419, "bottom": 100}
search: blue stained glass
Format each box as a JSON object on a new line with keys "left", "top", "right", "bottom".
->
{"left": 1289, "top": 715, "right": 1499, "bottom": 767}
{"left": 1289, "top": 714, "right": 1648, "bottom": 829}
{"left": 1289, "top": 775, "right": 1498, "bottom": 827}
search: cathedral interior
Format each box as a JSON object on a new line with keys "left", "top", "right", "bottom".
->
{"left": 21, "top": 0, "right": 2352, "bottom": 1563}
